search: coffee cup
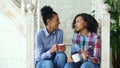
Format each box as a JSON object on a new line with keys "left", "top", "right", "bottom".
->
{"left": 72, "top": 53, "right": 81, "bottom": 62}
{"left": 57, "top": 44, "right": 65, "bottom": 51}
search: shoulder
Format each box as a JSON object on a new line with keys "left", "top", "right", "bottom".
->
{"left": 56, "top": 29, "right": 63, "bottom": 35}
{"left": 73, "top": 33, "right": 79, "bottom": 37}
{"left": 72, "top": 33, "right": 78, "bottom": 39}
{"left": 91, "top": 33, "right": 100, "bottom": 40}
{"left": 56, "top": 29, "right": 63, "bottom": 32}
{"left": 35, "top": 29, "right": 44, "bottom": 37}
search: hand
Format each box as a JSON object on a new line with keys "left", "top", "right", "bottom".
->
{"left": 67, "top": 56, "right": 74, "bottom": 62}
{"left": 62, "top": 45, "right": 66, "bottom": 51}
{"left": 57, "top": 45, "right": 66, "bottom": 52}
{"left": 81, "top": 49, "right": 88, "bottom": 61}
{"left": 50, "top": 44, "right": 57, "bottom": 54}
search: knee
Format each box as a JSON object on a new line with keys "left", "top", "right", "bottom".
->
{"left": 64, "top": 62, "right": 74, "bottom": 68}
{"left": 81, "top": 62, "right": 94, "bottom": 68}
{"left": 56, "top": 52, "right": 67, "bottom": 60}
{"left": 36, "top": 61, "right": 41, "bottom": 68}
{"left": 36, "top": 60, "right": 53, "bottom": 68}
{"left": 44, "top": 60, "right": 53, "bottom": 67}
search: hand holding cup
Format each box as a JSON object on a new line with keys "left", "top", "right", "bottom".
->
{"left": 57, "top": 44, "right": 66, "bottom": 52}
{"left": 72, "top": 53, "right": 81, "bottom": 62}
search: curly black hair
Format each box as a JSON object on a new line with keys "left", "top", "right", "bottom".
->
{"left": 41, "top": 6, "right": 57, "bottom": 25}
{"left": 72, "top": 13, "right": 99, "bottom": 33}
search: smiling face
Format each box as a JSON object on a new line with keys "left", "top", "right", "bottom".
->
{"left": 74, "top": 16, "right": 87, "bottom": 32}
{"left": 48, "top": 14, "right": 60, "bottom": 30}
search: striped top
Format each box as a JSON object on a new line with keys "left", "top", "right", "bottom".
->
{"left": 71, "top": 32, "right": 101, "bottom": 64}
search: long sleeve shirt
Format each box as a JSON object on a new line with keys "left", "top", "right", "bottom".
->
{"left": 35, "top": 28, "right": 63, "bottom": 62}
{"left": 71, "top": 32, "right": 101, "bottom": 64}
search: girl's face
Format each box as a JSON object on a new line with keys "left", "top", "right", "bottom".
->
{"left": 49, "top": 14, "right": 60, "bottom": 30}
{"left": 75, "top": 16, "right": 87, "bottom": 32}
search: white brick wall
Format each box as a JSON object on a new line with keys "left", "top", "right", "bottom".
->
{"left": 39, "top": 0, "right": 92, "bottom": 43}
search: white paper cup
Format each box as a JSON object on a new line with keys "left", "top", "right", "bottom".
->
{"left": 72, "top": 53, "right": 80, "bottom": 62}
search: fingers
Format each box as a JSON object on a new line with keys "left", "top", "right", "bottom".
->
{"left": 81, "top": 49, "right": 87, "bottom": 56}
{"left": 62, "top": 45, "right": 66, "bottom": 51}
{"left": 54, "top": 44, "right": 57, "bottom": 51}
{"left": 81, "top": 52, "right": 88, "bottom": 61}
{"left": 50, "top": 44, "right": 57, "bottom": 54}
{"left": 67, "top": 56, "right": 73, "bottom": 62}
{"left": 81, "top": 49, "right": 88, "bottom": 61}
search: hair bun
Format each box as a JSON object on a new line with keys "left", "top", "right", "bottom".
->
{"left": 41, "top": 6, "right": 53, "bottom": 16}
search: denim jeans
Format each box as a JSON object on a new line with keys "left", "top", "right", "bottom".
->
{"left": 64, "top": 61, "right": 99, "bottom": 68}
{"left": 36, "top": 52, "right": 67, "bottom": 68}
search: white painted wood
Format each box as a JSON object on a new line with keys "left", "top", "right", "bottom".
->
{"left": 0, "top": 1, "right": 27, "bottom": 68}
{"left": 36, "top": 0, "right": 40, "bottom": 30}
{"left": 26, "top": 3, "right": 35, "bottom": 68}
{"left": 101, "top": 4, "right": 110, "bottom": 68}
{"left": 94, "top": 0, "right": 110, "bottom": 68}
{"left": 21, "top": 0, "right": 25, "bottom": 14}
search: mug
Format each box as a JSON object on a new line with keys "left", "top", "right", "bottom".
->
{"left": 57, "top": 44, "right": 65, "bottom": 51}
{"left": 72, "top": 53, "right": 81, "bottom": 62}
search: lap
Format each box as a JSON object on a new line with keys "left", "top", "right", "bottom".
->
{"left": 36, "top": 52, "right": 67, "bottom": 68}
{"left": 64, "top": 62, "right": 81, "bottom": 68}
{"left": 36, "top": 60, "right": 54, "bottom": 68}
{"left": 64, "top": 61, "right": 99, "bottom": 68}
{"left": 81, "top": 62, "right": 99, "bottom": 68}
{"left": 55, "top": 52, "right": 67, "bottom": 60}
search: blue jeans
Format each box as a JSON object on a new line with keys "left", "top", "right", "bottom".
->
{"left": 64, "top": 61, "right": 99, "bottom": 68}
{"left": 36, "top": 52, "right": 67, "bottom": 68}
